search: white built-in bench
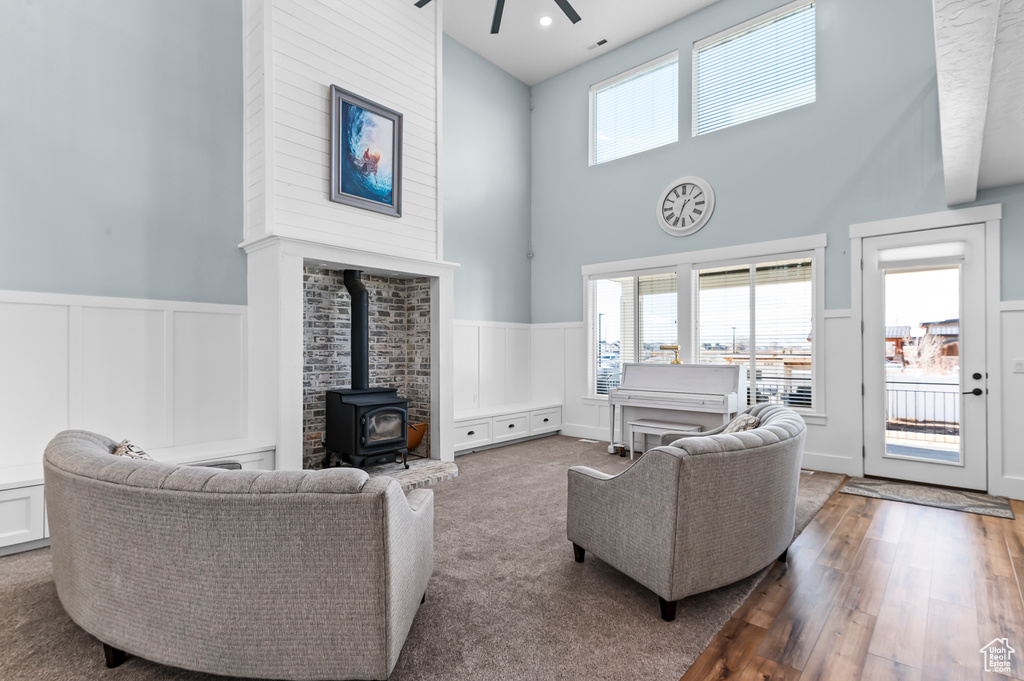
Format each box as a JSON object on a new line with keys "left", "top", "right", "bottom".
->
{"left": 0, "top": 438, "right": 275, "bottom": 556}
{"left": 147, "top": 438, "right": 276, "bottom": 470}
{"left": 0, "top": 464, "right": 46, "bottom": 555}
{"left": 453, "top": 402, "right": 562, "bottom": 454}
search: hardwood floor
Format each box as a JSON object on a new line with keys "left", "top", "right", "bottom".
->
{"left": 682, "top": 486, "right": 1024, "bottom": 681}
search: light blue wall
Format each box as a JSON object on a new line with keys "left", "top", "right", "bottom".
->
{"left": 443, "top": 35, "right": 533, "bottom": 323}
{"left": 0, "top": 0, "right": 245, "bottom": 305}
{"left": 529, "top": 0, "right": 1024, "bottom": 322}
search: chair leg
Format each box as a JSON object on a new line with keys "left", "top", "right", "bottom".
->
{"left": 103, "top": 643, "right": 126, "bottom": 669}
{"left": 778, "top": 547, "right": 789, "bottom": 563}
{"left": 572, "top": 543, "right": 585, "bottom": 563}
{"left": 659, "top": 597, "right": 677, "bottom": 622}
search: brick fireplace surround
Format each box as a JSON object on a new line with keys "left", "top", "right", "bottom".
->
{"left": 302, "top": 268, "right": 431, "bottom": 469}
{"left": 242, "top": 236, "right": 457, "bottom": 470}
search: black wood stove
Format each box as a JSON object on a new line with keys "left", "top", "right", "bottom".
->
{"left": 323, "top": 270, "right": 409, "bottom": 469}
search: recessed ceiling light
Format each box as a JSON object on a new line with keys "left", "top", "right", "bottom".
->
{"left": 539, "top": 16, "right": 552, "bottom": 27}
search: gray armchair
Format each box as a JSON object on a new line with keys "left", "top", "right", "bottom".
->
{"left": 566, "top": 404, "right": 805, "bottom": 621}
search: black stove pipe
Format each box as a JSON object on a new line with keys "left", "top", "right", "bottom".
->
{"left": 343, "top": 269, "right": 370, "bottom": 391}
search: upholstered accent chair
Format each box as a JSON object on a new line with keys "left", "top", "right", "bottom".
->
{"left": 44, "top": 430, "right": 433, "bottom": 681}
{"left": 566, "top": 403, "right": 805, "bottom": 621}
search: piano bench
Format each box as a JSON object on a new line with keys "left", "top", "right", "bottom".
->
{"left": 627, "top": 420, "right": 701, "bottom": 460}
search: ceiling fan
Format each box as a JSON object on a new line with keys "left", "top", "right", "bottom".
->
{"left": 414, "top": 0, "right": 581, "bottom": 34}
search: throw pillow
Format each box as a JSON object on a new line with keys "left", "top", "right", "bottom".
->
{"left": 721, "top": 413, "right": 760, "bottom": 434}
{"left": 112, "top": 439, "right": 153, "bottom": 461}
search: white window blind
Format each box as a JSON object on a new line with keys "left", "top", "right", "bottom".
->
{"left": 592, "top": 277, "right": 632, "bottom": 395}
{"left": 639, "top": 273, "right": 678, "bottom": 363}
{"left": 694, "top": 1, "right": 815, "bottom": 136}
{"left": 590, "top": 271, "right": 677, "bottom": 395}
{"left": 592, "top": 53, "right": 678, "bottom": 165}
{"left": 697, "top": 258, "right": 813, "bottom": 408}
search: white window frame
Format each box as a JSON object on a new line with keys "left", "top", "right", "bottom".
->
{"left": 693, "top": 251, "right": 817, "bottom": 412}
{"left": 585, "top": 266, "right": 679, "bottom": 396}
{"left": 692, "top": 0, "right": 816, "bottom": 137}
{"left": 589, "top": 51, "right": 679, "bottom": 166}
{"left": 582, "top": 235, "right": 827, "bottom": 423}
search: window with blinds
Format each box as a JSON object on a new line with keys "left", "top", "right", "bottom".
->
{"left": 694, "top": 1, "right": 815, "bottom": 136}
{"left": 591, "top": 52, "right": 679, "bottom": 165}
{"left": 697, "top": 258, "right": 813, "bottom": 408}
{"left": 590, "top": 271, "right": 677, "bottom": 395}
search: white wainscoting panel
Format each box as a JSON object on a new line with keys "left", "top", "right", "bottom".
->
{"left": 0, "top": 292, "right": 247, "bottom": 472}
{"left": 0, "top": 302, "right": 70, "bottom": 468}
{"left": 532, "top": 326, "right": 566, "bottom": 405}
{"left": 173, "top": 311, "right": 246, "bottom": 445}
{"left": 453, "top": 323, "right": 480, "bottom": 412}
{"left": 478, "top": 326, "right": 507, "bottom": 409}
{"left": 997, "top": 308, "right": 1024, "bottom": 497}
{"left": 802, "top": 313, "right": 863, "bottom": 476}
{"left": 505, "top": 327, "right": 532, "bottom": 404}
{"left": 455, "top": 321, "right": 535, "bottom": 414}
{"left": 80, "top": 307, "right": 168, "bottom": 446}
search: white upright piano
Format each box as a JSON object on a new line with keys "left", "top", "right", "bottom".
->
{"left": 607, "top": 363, "right": 746, "bottom": 453}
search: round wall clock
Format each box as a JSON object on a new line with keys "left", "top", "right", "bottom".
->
{"left": 656, "top": 176, "right": 715, "bottom": 237}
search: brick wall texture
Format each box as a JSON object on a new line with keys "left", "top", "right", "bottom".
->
{"left": 303, "top": 267, "right": 431, "bottom": 469}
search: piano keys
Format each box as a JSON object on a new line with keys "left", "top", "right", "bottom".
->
{"left": 607, "top": 363, "right": 747, "bottom": 454}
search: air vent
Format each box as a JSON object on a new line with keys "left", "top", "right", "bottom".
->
{"left": 587, "top": 38, "right": 608, "bottom": 51}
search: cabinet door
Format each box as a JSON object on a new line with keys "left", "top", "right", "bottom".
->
{"left": 0, "top": 486, "right": 45, "bottom": 548}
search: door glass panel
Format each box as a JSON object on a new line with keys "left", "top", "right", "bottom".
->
{"left": 883, "top": 267, "right": 961, "bottom": 463}
{"left": 367, "top": 412, "right": 403, "bottom": 443}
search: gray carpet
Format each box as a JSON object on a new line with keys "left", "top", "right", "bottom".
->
{"left": 841, "top": 476, "right": 1015, "bottom": 519}
{"left": 0, "top": 436, "right": 845, "bottom": 681}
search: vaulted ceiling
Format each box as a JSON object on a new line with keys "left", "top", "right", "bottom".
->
{"left": 442, "top": 0, "right": 719, "bottom": 85}
{"left": 443, "top": 0, "right": 1024, "bottom": 205}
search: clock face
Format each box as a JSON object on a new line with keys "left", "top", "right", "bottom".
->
{"left": 657, "top": 176, "right": 715, "bottom": 236}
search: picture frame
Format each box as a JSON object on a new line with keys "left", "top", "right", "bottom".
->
{"left": 329, "top": 84, "right": 403, "bottom": 217}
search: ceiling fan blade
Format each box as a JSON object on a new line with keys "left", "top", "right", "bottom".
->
{"left": 552, "top": 0, "right": 582, "bottom": 24}
{"left": 490, "top": 0, "right": 506, "bottom": 34}
{"left": 414, "top": 0, "right": 432, "bottom": 7}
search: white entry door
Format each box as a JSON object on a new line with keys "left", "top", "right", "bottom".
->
{"left": 862, "top": 224, "right": 988, "bottom": 490}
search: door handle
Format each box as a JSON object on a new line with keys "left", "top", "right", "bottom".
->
{"left": 962, "top": 388, "right": 983, "bottom": 396}
{"left": 972, "top": 372, "right": 983, "bottom": 380}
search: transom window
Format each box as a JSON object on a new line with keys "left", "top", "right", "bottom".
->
{"left": 693, "top": 0, "right": 815, "bottom": 136}
{"left": 590, "top": 52, "right": 679, "bottom": 166}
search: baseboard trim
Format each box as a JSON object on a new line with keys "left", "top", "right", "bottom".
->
{"left": 989, "top": 475, "right": 1024, "bottom": 502}
{"left": 454, "top": 431, "right": 560, "bottom": 456}
{"left": 801, "top": 450, "right": 862, "bottom": 477}
{"left": 560, "top": 423, "right": 609, "bottom": 442}
{"left": 0, "top": 538, "right": 49, "bottom": 557}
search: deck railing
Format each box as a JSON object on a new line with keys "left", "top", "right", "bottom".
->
{"left": 885, "top": 380, "right": 959, "bottom": 444}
